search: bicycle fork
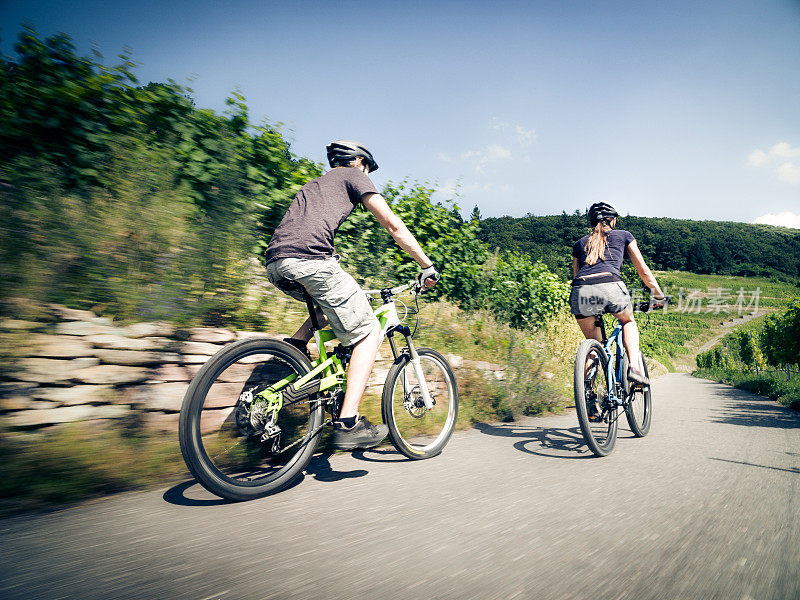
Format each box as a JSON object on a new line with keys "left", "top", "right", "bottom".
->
{"left": 387, "top": 327, "right": 434, "bottom": 411}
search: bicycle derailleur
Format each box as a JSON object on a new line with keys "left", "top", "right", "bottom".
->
{"left": 235, "top": 386, "right": 282, "bottom": 454}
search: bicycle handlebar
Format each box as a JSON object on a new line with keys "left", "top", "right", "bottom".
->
{"left": 637, "top": 295, "right": 672, "bottom": 313}
{"left": 362, "top": 280, "right": 417, "bottom": 299}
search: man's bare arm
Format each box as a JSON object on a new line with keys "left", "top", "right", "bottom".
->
{"left": 361, "top": 192, "right": 433, "bottom": 268}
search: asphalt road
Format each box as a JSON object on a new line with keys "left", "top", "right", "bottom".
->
{"left": 1, "top": 373, "right": 798, "bottom": 600}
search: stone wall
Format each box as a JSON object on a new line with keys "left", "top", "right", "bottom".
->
{"left": 0, "top": 304, "right": 505, "bottom": 434}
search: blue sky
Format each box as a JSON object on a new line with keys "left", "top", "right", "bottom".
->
{"left": 2, "top": 0, "right": 799, "bottom": 226}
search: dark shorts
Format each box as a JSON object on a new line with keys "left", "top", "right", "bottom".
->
{"left": 569, "top": 281, "right": 632, "bottom": 317}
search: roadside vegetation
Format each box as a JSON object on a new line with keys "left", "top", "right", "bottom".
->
{"left": 695, "top": 300, "right": 800, "bottom": 409}
{"left": 629, "top": 271, "right": 798, "bottom": 371}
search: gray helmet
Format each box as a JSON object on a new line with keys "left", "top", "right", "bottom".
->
{"left": 588, "top": 202, "right": 619, "bottom": 226}
{"left": 326, "top": 140, "right": 378, "bottom": 172}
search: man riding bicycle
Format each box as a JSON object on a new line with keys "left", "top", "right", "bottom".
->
{"left": 570, "top": 202, "right": 666, "bottom": 385}
{"left": 264, "top": 140, "right": 439, "bottom": 450}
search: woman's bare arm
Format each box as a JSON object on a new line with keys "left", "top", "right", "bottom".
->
{"left": 627, "top": 240, "right": 665, "bottom": 298}
{"left": 572, "top": 256, "right": 579, "bottom": 278}
{"left": 361, "top": 192, "right": 433, "bottom": 267}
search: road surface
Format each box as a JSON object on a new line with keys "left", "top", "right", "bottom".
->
{"left": 1, "top": 373, "right": 798, "bottom": 600}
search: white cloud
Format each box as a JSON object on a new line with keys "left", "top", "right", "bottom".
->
{"left": 777, "top": 162, "right": 800, "bottom": 184}
{"left": 485, "top": 145, "right": 512, "bottom": 160}
{"left": 515, "top": 124, "right": 536, "bottom": 147}
{"left": 492, "top": 117, "right": 537, "bottom": 147}
{"left": 463, "top": 182, "right": 513, "bottom": 194}
{"left": 453, "top": 144, "right": 512, "bottom": 173}
{"left": 475, "top": 145, "right": 511, "bottom": 172}
{"left": 747, "top": 141, "right": 800, "bottom": 184}
{"left": 753, "top": 211, "right": 800, "bottom": 229}
{"left": 491, "top": 117, "right": 510, "bottom": 131}
{"left": 435, "top": 178, "right": 459, "bottom": 198}
{"left": 437, "top": 118, "right": 536, "bottom": 174}
{"left": 747, "top": 149, "right": 768, "bottom": 167}
{"left": 770, "top": 142, "right": 800, "bottom": 159}
{"left": 435, "top": 152, "right": 454, "bottom": 163}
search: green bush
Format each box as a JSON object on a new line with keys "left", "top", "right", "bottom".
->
{"left": 0, "top": 28, "right": 319, "bottom": 327}
{"left": 485, "top": 252, "right": 569, "bottom": 329}
{"left": 333, "top": 182, "right": 567, "bottom": 330}
{"left": 761, "top": 299, "right": 800, "bottom": 367}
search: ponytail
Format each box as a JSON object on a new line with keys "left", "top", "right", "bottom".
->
{"left": 585, "top": 221, "right": 612, "bottom": 265}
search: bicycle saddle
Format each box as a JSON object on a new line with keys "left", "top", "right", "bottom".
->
{"left": 274, "top": 278, "right": 309, "bottom": 297}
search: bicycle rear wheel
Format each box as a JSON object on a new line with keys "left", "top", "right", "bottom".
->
{"left": 381, "top": 348, "right": 458, "bottom": 459}
{"left": 574, "top": 339, "right": 618, "bottom": 457}
{"left": 625, "top": 353, "right": 652, "bottom": 437}
{"left": 179, "top": 338, "right": 324, "bottom": 501}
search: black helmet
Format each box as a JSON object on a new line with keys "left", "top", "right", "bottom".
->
{"left": 326, "top": 140, "right": 378, "bottom": 172}
{"left": 588, "top": 202, "right": 619, "bottom": 226}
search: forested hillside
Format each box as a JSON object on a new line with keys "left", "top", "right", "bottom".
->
{"left": 479, "top": 212, "right": 800, "bottom": 282}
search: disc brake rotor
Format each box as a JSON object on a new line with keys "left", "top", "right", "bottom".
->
{"left": 403, "top": 385, "right": 428, "bottom": 418}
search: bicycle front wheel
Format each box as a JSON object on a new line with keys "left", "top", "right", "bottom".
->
{"left": 381, "top": 348, "right": 458, "bottom": 459}
{"left": 179, "top": 338, "right": 324, "bottom": 501}
{"left": 625, "top": 353, "right": 652, "bottom": 437}
{"left": 574, "top": 339, "right": 618, "bottom": 457}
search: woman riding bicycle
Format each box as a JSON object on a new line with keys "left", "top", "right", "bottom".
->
{"left": 570, "top": 202, "right": 665, "bottom": 384}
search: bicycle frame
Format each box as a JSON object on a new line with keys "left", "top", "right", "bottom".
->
{"left": 260, "top": 282, "right": 434, "bottom": 416}
{"left": 594, "top": 315, "right": 628, "bottom": 407}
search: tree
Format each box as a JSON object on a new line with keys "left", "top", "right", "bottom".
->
{"left": 761, "top": 300, "right": 800, "bottom": 367}
{"left": 470, "top": 205, "right": 482, "bottom": 222}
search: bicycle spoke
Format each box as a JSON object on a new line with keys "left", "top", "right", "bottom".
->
{"left": 180, "top": 339, "right": 324, "bottom": 499}
{"left": 382, "top": 348, "right": 458, "bottom": 459}
{"left": 574, "top": 340, "right": 618, "bottom": 456}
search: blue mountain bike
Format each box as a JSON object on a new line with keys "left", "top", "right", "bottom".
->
{"left": 573, "top": 298, "right": 669, "bottom": 456}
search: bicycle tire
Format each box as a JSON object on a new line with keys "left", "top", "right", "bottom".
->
{"left": 574, "top": 339, "right": 618, "bottom": 457}
{"left": 179, "top": 338, "right": 324, "bottom": 501}
{"left": 381, "top": 347, "right": 458, "bottom": 459}
{"left": 624, "top": 353, "right": 652, "bottom": 437}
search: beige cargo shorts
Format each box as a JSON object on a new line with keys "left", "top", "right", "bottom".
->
{"left": 266, "top": 256, "right": 378, "bottom": 346}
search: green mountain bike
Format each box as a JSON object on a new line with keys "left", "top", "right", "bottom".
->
{"left": 179, "top": 280, "right": 458, "bottom": 501}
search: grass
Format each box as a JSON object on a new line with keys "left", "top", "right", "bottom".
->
{"left": 0, "top": 424, "right": 186, "bottom": 517}
{"left": 654, "top": 270, "right": 799, "bottom": 309}
{"left": 694, "top": 368, "right": 800, "bottom": 410}
{"left": 620, "top": 271, "right": 799, "bottom": 371}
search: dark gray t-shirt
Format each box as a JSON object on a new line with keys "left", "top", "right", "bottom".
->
{"left": 572, "top": 229, "right": 636, "bottom": 278}
{"left": 265, "top": 167, "right": 378, "bottom": 263}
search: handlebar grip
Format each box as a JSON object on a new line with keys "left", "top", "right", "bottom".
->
{"left": 638, "top": 296, "right": 671, "bottom": 312}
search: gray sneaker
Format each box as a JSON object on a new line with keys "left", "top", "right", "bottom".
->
{"left": 333, "top": 416, "right": 389, "bottom": 450}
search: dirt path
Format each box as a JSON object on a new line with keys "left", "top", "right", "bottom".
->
{"left": 670, "top": 309, "right": 766, "bottom": 372}
{"left": 696, "top": 310, "right": 765, "bottom": 354}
